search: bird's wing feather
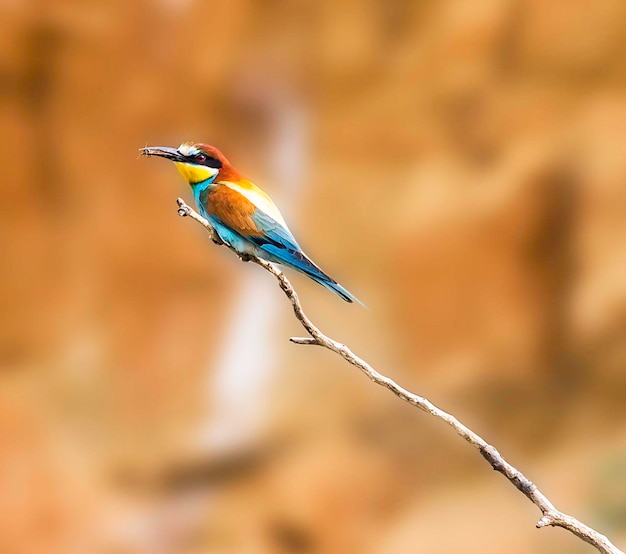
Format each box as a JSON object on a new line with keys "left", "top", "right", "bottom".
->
{"left": 205, "top": 185, "right": 264, "bottom": 237}
{"left": 205, "top": 183, "right": 299, "bottom": 249}
{"left": 248, "top": 209, "right": 300, "bottom": 251}
{"left": 221, "top": 180, "right": 289, "bottom": 228}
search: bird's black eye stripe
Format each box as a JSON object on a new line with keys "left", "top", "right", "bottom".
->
{"left": 188, "top": 152, "right": 222, "bottom": 169}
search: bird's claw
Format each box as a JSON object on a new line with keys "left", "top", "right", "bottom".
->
{"left": 238, "top": 253, "right": 253, "bottom": 262}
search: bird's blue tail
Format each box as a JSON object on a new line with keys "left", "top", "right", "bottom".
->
{"left": 264, "top": 245, "right": 365, "bottom": 306}
{"left": 320, "top": 277, "right": 366, "bottom": 307}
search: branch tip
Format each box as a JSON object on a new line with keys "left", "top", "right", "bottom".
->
{"left": 176, "top": 198, "right": 190, "bottom": 217}
{"left": 537, "top": 516, "right": 553, "bottom": 528}
{"left": 289, "top": 337, "right": 319, "bottom": 345}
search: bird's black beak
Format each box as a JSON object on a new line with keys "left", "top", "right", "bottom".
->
{"left": 140, "top": 146, "right": 185, "bottom": 162}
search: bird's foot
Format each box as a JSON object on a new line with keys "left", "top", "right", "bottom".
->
{"left": 212, "top": 235, "right": 225, "bottom": 246}
{"left": 238, "top": 253, "right": 253, "bottom": 263}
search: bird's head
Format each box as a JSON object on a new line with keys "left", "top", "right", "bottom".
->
{"left": 141, "top": 142, "right": 231, "bottom": 185}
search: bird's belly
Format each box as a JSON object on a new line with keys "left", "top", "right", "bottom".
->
{"left": 209, "top": 218, "right": 259, "bottom": 256}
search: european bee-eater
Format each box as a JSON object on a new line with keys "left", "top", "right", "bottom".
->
{"left": 141, "top": 142, "right": 362, "bottom": 304}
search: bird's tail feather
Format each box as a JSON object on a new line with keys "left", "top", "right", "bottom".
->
{"left": 309, "top": 273, "right": 366, "bottom": 307}
{"left": 270, "top": 247, "right": 365, "bottom": 306}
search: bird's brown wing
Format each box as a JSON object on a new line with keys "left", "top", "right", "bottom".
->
{"left": 203, "top": 185, "right": 264, "bottom": 237}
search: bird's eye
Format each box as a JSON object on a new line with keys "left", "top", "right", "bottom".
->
{"left": 195, "top": 153, "right": 207, "bottom": 163}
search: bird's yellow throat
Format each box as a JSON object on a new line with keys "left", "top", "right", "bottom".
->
{"left": 174, "top": 162, "right": 218, "bottom": 184}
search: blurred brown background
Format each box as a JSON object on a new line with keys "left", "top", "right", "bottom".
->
{"left": 1, "top": 1, "right": 626, "bottom": 553}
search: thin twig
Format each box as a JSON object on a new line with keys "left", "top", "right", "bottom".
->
{"left": 175, "top": 197, "right": 623, "bottom": 554}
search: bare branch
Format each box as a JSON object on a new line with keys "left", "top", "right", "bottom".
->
{"left": 289, "top": 337, "right": 320, "bottom": 345}
{"left": 175, "top": 197, "right": 623, "bottom": 554}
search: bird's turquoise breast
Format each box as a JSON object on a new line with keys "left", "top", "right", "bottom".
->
{"left": 191, "top": 179, "right": 215, "bottom": 216}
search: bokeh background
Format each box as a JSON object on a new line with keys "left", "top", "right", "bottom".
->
{"left": 1, "top": 1, "right": 626, "bottom": 553}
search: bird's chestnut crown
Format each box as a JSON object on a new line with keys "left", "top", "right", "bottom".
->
{"left": 178, "top": 142, "right": 223, "bottom": 169}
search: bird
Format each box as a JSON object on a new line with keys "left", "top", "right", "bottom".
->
{"left": 141, "top": 142, "right": 363, "bottom": 305}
